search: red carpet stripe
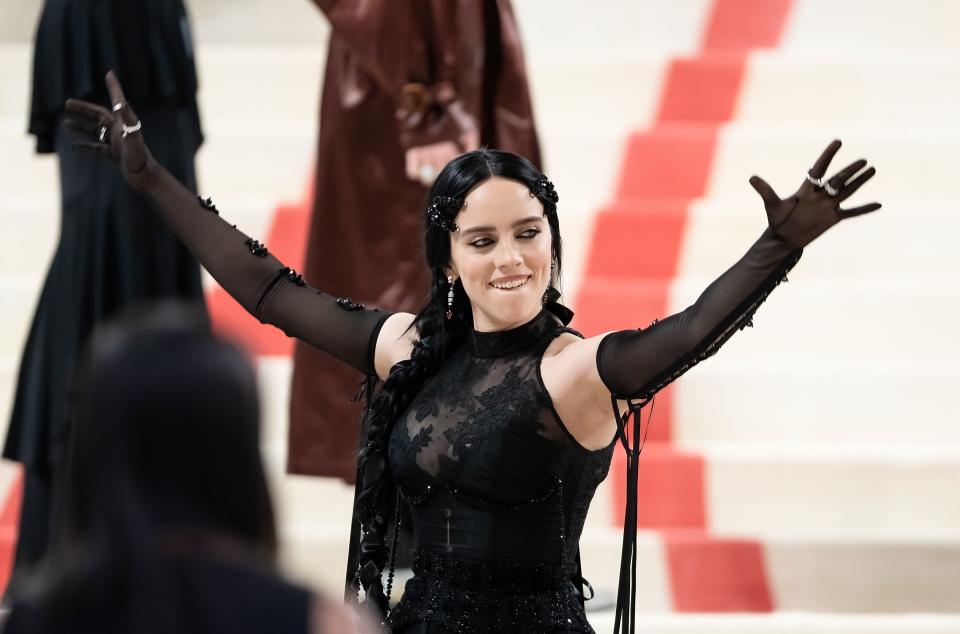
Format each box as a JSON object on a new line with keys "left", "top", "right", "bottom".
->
{"left": 572, "top": 0, "right": 793, "bottom": 611}
{"left": 0, "top": 467, "right": 24, "bottom": 595}
{"left": 665, "top": 531, "right": 774, "bottom": 612}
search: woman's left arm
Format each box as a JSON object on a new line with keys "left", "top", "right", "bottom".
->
{"left": 595, "top": 140, "right": 880, "bottom": 401}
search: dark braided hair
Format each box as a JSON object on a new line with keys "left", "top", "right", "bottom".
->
{"left": 352, "top": 149, "right": 564, "bottom": 615}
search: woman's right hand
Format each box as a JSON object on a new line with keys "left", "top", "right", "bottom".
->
{"left": 64, "top": 70, "right": 155, "bottom": 190}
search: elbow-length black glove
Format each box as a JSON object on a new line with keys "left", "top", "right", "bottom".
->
{"left": 64, "top": 72, "right": 391, "bottom": 374}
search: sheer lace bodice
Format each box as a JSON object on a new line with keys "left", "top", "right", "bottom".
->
{"left": 387, "top": 310, "right": 612, "bottom": 631}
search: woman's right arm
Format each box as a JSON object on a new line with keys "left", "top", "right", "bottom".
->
{"left": 140, "top": 165, "right": 395, "bottom": 375}
{"left": 66, "top": 72, "right": 404, "bottom": 377}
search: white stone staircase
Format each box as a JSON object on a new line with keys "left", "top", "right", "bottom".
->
{"left": 2, "top": 0, "right": 959, "bottom": 631}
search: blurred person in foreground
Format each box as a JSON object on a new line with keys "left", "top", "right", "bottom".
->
{"left": 2, "top": 304, "right": 368, "bottom": 634}
{"left": 5, "top": 0, "right": 206, "bottom": 587}
{"left": 290, "top": 0, "right": 541, "bottom": 482}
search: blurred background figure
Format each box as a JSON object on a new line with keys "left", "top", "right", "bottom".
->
{"left": 3, "top": 0, "right": 206, "bottom": 592}
{"left": 289, "top": 0, "right": 541, "bottom": 482}
{"left": 2, "top": 303, "right": 366, "bottom": 634}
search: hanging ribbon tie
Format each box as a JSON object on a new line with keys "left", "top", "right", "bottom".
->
{"left": 611, "top": 396, "right": 654, "bottom": 634}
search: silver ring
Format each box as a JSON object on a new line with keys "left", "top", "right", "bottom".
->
{"left": 824, "top": 181, "right": 839, "bottom": 197}
{"left": 112, "top": 102, "right": 124, "bottom": 113}
{"left": 121, "top": 120, "right": 142, "bottom": 138}
{"left": 98, "top": 125, "right": 107, "bottom": 143}
{"left": 805, "top": 172, "right": 824, "bottom": 188}
{"left": 418, "top": 164, "right": 437, "bottom": 186}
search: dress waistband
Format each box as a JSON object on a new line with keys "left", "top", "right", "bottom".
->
{"left": 410, "top": 549, "right": 569, "bottom": 594}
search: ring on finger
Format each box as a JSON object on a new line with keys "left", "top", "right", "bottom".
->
{"left": 97, "top": 124, "right": 108, "bottom": 143}
{"left": 121, "top": 120, "right": 142, "bottom": 138}
{"left": 824, "top": 181, "right": 839, "bottom": 196}
{"left": 805, "top": 171, "right": 824, "bottom": 188}
{"left": 112, "top": 102, "right": 124, "bottom": 113}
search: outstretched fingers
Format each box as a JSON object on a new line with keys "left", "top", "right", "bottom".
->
{"left": 809, "top": 139, "right": 843, "bottom": 179}
{"left": 829, "top": 159, "right": 867, "bottom": 187}
{"left": 105, "top": 70, "right": 139, "bottom": 126}
{"left": 65, "top": 98, "right": 112, "bottom": 124}
{"left": 838, "top": 166, "right": 876, "bottom": 201}
{"left": 749, "top": 175, "right": 780, "bottom": 206}
{"left": 839, "top": 202, "right": 882, "bottom": 219}
{"left": 63, "top": 116, "right": 101, "bottom": 135}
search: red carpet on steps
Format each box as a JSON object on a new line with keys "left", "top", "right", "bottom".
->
{"left": 572, "top": 0, "right": 793, "bottom": 612}
{"left": 0, "top": 468, "right": 23, "bottom": 595}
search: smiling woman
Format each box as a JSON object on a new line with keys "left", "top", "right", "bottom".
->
{"left": 63, "top": 73, "right": 880, "bottom": 632}
{"left": 448, "top": 179, "right": 554, "bottom": 331}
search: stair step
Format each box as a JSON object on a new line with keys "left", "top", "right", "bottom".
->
{"left": 592, "top": 198, "right": 959, "bottom": 280}
{"left": 704, "top": 446, "right": 960, "bottom": 533}
{"left": 674, "top": 360, "right": 960, "bottom": 447}
{"left": 574, "top": 278, "right": 960, "bottom": 361}
{"left": 588, "top": 613, "right": 960, "bottom": 633}
{"left": 782, "top": 0, "right": 960, "bottom": 52}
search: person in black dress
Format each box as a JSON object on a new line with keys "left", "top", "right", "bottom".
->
{"left": 5, "top": 0, "right": 206, "bottom": 587}
{"left": 63, "top": 72, "right": 880, "bottom": 633}
{"left": 2, "top": 304, "right": 366, "bottom": 634}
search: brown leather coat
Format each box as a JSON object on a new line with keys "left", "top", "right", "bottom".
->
{"left": 289, "top": 0, "right": 541, "bottom": 479}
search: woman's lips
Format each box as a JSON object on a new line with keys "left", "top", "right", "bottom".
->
{"left": 489, "top": 275, "right": 531, "bottom": 290}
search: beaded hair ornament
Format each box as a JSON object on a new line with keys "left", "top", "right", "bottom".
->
{"left": 426, "top": 176, "right": 560, "bottom": 232}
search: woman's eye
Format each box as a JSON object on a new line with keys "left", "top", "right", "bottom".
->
{"left": 469, "top": 229, "right": 539, "bottom": 248}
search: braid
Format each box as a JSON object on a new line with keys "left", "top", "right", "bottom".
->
{"left": 352, "top": 270, "right": 471, "bottom": 614}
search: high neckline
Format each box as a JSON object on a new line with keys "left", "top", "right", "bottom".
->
{"left": 469, "top": 310, "right": 555, "bottom": 359}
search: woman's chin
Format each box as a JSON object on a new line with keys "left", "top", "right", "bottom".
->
{"left": 476, "top": 297, "right": 542, "bottom": 330}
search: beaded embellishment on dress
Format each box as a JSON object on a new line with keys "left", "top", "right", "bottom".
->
{"left": 387, "top": 310, "right": 612, "bottom": 633}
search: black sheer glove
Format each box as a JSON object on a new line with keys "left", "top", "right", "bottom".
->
{"left": 63, "top": 72, "right": 392, "bottom": 374}
{"left": 751, "top": 139, "right": 881, "bottom": 249}
{"left": 597, "top": 140, "right": 880, "bottom": 400}
{"left": 64, "top": 71, "right": 154, "bottom": 190}
{"left": 597, "top": 228, "right": 801, "bottom": 401}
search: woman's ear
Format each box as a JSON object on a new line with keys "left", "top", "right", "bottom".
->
{"left": 443, "top": 264, "right": 458, "bottom": 281}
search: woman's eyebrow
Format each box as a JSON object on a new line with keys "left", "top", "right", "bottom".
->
{"left": 460, "top": 215, "right": 544, "bottom": 237}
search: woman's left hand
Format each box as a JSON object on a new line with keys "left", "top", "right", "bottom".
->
{"left": 749, "top": 139, "right": 881, "bottom": 248}
{"left": 63, "top": 71, "right": 155, "bottom": 191}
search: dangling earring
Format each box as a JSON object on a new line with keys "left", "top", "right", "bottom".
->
{"left": 446, "top": 275, "right": 455, "bottom": 320}
{"left": 543, "top": 260, "right": 558, "bottom": 305}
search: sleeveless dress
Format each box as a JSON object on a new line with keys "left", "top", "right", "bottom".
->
{"left": 388, "top": 311, "right": 611, "bottom": 632}
{"left": 113, "top": 179, "right": 804, "bottom": 632}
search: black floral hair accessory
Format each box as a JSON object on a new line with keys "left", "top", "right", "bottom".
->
{"left": 426, "top": 195, "right": 464, "bottom": 232}
{"left": 530, "top": 176, "right": 559, "bottom": 215}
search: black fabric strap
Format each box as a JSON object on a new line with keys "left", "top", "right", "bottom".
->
{"left": 612, "top": 397, "right": 650, "bottom": 634}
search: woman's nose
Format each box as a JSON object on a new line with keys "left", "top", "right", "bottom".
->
{"left": 493, "top": 239, "right": 523, "bottom": 268}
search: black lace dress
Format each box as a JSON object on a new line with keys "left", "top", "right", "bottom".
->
{"left": 123, "top": 168, "right": 803, "bottom": 632}
{"left": 387, "top": 311, "right": 611, "bottom": 632}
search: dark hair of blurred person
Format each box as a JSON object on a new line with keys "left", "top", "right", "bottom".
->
{"left": 2, "top": 303, "right": 358, "bottom": 634}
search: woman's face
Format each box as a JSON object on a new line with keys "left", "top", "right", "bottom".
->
{"left": 447, "top": 177, "right": 553, "bottom": 332}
